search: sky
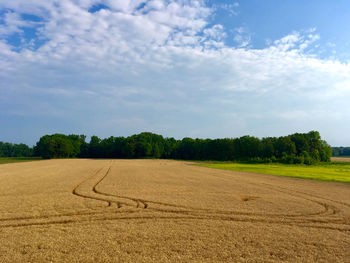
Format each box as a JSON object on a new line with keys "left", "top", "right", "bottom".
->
{"left": 0, "top": 0, "right": 350, "bottom": 146}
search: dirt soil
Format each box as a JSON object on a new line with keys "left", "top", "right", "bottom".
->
{"left": 332, "top": 157, "right": 350, "bottom": 162}
{"left": 0, "top": 159, "right": 349, "bottom": 262}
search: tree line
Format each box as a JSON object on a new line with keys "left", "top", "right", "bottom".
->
{"left": 332, "top": 147, "right": 350, "bottom": 157}
{"left": 0, "top": 131, "right": 332, "bottom": 164}
{"left": 29, "top": 131, "right": 331, "bottom": 164}
{"left": 0, "top": 141, "right": 33, "bottom": 157}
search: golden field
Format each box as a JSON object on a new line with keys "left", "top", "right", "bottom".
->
{"left": 0, "top": 159, "right": 349, "bottom": 262}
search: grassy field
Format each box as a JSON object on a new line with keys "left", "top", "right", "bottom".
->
{"left": 0, "top": 157, "right": 42, "bottom": 165}
{"left": 196, "top": 161, "right": 350, "bottom": 183}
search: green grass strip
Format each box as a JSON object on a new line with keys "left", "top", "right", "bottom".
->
{"left": 0, "top": 157, "right": 42, "bottom": 165}
{"left": 196, "top": 161, "right": 350, "bottom": 183}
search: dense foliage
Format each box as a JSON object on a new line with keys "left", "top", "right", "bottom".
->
{"left": 332, "top": 147, "right": 350, "bottom": 157}
{"left": 31, "top": 131, "right": 331, "bottom": 164}
{"left": 0, "top": 141, "right": 33, "bottom": 157}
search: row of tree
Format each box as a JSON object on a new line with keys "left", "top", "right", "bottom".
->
{"left": 0, "top": 141, "right": 33, "bottom": 157}
{"left": 332, "top": 147, "right": 350, "bottom": 156}
{"left": 31, "top": 131, "right": 332, "bottom": 164}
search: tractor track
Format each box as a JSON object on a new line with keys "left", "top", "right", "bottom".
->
{"left": 1, "top": 211, "right": 349, "bottom": 232}
{"left": 0, "top": 162, "right": 349, "bottom": 232}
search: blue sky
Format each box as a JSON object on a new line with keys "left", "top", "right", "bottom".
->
{"left": 0, "top": 0, "right": 350, "bottom": 146}
{"left": 212, "top": 0, "right": 350, "bottom": 59}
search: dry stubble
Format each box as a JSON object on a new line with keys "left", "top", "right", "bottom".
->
{"left": 0, "top": 159, "right": 349, "bottom": 262}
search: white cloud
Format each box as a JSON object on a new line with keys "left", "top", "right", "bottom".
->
{"left": 0, "top": 11, "right": 41, "bottom": 37}
{"left": 272, "top": 30, "right": 320, "bottom": 52}
{"left": 215, "top": 2, "right": 239, "bottom": 16}
{"left": 203, "top": 24, "right": 226, "bottom": 40}
{"left": 233, "top": 27, "right": 251, "bottom": 48}
{"left": 0, "top": 0, "right": 350, "bottom": 145}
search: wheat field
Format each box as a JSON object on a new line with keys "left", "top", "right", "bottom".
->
{"left": 0, "top": 159, "right": 349, "bottom": 262}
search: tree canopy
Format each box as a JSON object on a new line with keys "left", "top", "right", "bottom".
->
{"left": 0, "top": 131, "right": 332, "bottom": 164}
{"left": 332, "top": 147, "right": 350, "bottom": 157}
{"left": 30, "top": 131, "right": 332, "bottom": 164}
{"left": 0, "top": 141, "right": 33, "bottom": 157}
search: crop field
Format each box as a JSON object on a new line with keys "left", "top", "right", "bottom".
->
{"left": 0, "top": 157, "right": 42, "bottom": 165}
{"left": 197, "top": 161, "right": 350, "bottom": 183}
{"left": 0, "top": 159, "right": 349, "bottom": 262}
{"left": 332, "top": 157, "right": 350, "bottom": 162}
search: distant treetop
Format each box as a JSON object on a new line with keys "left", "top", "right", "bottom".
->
{"left": 30, "top": 131, "right": 332, "bottom": 164}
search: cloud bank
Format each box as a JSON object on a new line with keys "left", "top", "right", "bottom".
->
{"left": 0, "top": 0, "right": 349, "bottom": 145}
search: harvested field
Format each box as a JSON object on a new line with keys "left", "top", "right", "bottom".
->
{"left": 0, "top": 159, "right": 349, "bottom": 262}
{"left": 332, "top": 157, "right": 350, "bottom": 162}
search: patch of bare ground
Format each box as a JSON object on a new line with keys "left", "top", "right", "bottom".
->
{"left": 332, "top": 157, "right": 350, "bottom": 162}
{"left": 0, "top": 159, "right": 349, "bottom": 262}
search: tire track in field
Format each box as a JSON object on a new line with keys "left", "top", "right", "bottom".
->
{"left": 71, "top": 162, "right": 350, "bottom": 229}
{"left": 255, "top": 182, "right": 348, "bottom": 223}
{"left": 256, "top": 183, "right": 339, "bottom": 217}
{"left": 72, "top": 167, "right": 112, "bottom": 207}
{"left": 0, "top": 165, "right": 136, "bottom": 228}
{"left": 92, "top": 166, "right": 148, "bottom": 209}
{"left": 72, "top": 165, "right": 140, "bottom": 208}
{"left": 91, "top": 166, "right": 321, "bottom": 217}
{"left": 2, "top": 210, "right": 350, "bottom": 232}
{"left": 0, "top": 162, "right": 349, "bottom": 232}
{"left": 0, "top": 210, "right": 142, "bottom": 227}
{"left": 0, "top": 168, "right": 110, "bottom": 226}
{"left": 204, "top": 172, "right": 349, "bottom": 226}
{"left": 205, "top": 172, "right": 340, "bottom": 218}
{"left": 0, "top": 163, "right": 149, "bottom": 228}
{"left": 92, "top": 164, "right": 350, "bottom": 230}
{"left": 264, "top": 183, "right": 350, "bottom": 209}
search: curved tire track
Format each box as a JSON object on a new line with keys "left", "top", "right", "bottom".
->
{"left": 91, "top": 164, "right": 350, "bottom": 231}
{"left": 1, "top": 162, "right": 349, "bottom": 232}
